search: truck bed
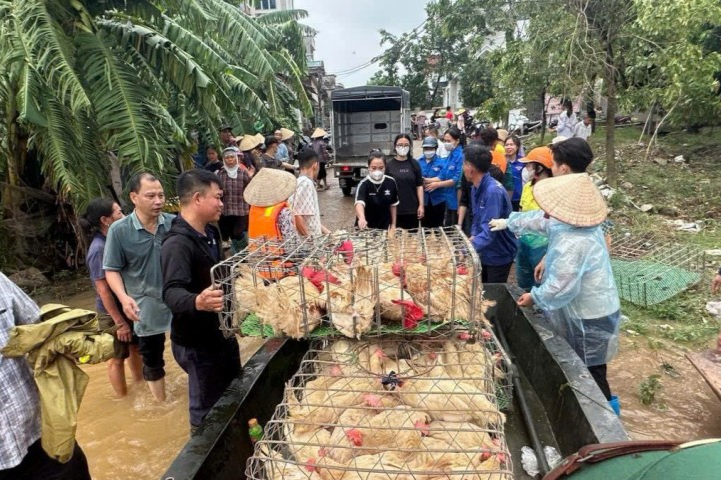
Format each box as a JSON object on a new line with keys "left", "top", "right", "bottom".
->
{"left": 162, "top": 285, "right": 627, "bottom": 480}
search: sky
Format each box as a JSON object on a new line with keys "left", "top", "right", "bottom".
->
{"left": 294, "top": 0, "right": 429, "bottom": 88}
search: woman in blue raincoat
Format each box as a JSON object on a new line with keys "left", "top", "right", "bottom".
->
{"left": 490, "top": 173, "right": 621, "bottom": 403}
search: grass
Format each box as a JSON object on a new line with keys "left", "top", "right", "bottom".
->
{"left": 584, "top": 126, "right": 721, "bottom": 349}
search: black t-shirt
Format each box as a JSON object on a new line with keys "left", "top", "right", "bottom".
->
{"left": 355, "top": 176, "right": 399, "bottom": 229}
{"left": 386, "top": 157, "right": 423, "bottom": 215}
{"left": 205, "top": 161, "right": 222, "bottom": 173}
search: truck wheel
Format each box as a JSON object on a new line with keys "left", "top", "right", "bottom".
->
{"left": 341, "top": 186, "right": 353, "bottom": 197}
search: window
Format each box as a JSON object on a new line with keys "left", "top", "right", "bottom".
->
{"left": 258, "top": 0, "right": 276, "bottom": 9}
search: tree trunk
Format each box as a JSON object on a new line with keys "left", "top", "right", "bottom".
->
{"left": 604, "top": 42, "right": 617, "bottom": 187}
{"left": 539, "top": 86, "right": 548, "bottom": 145}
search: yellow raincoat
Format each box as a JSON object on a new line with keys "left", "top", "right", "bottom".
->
{"left": 0, "top": 304, "right": 114, "bottom": 463}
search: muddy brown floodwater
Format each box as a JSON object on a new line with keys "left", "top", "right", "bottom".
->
{"left": 62, "top": 163, "right": 721, "bottom": 479}
{"left": 67, "top": 170, "right": 356, "bottom": 480}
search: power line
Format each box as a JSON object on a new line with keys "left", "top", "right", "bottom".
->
{"left": 329, "top": 18, "right": 428, "bottom": 77}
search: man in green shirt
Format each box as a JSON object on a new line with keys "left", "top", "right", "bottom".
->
{"left": 103, "top": 173, "right": 174, "bottom": 401}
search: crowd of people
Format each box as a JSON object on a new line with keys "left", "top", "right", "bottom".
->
{"left": 0, "top": 116, "right": 621, "bottom": 478}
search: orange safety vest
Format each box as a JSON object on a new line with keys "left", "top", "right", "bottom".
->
{"left": 248, "top": 202, "right": 293, "bottom": 281}
{"left": 249, "top": 202, "right": 286, "bottom": 241}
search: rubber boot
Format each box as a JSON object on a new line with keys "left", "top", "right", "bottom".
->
{"left": 609, "top": 394, "right": 620, "bottom": 416}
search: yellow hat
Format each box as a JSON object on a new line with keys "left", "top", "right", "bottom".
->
{"left": 457, "top": 108, "right": 466, "bottom": 115}
{"left": 243, "top": 168, "right": 297, "bottom": 207}
{"left": 280, "top": 128, "right": 295, "bottom": 141}
{"left": 311, "top": 128, "right": 328, "bottom": 139}
{"left": 239, "top": 134, "right": 262, "bottom": 152}
{"left": 532, "top": 173, "right": 607, "bottom": 227}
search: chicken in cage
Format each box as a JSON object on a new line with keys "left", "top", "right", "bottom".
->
{"left": 211, "top": 227, "right": 491, "bottom": 340}
{"left": 246, "top": 336, "right": 513, "bottom": 480}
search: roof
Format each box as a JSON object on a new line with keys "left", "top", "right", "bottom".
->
{"left": 331, "top": 86, "right": 408, "bottom": 101}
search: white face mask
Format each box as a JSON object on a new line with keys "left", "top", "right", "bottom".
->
{"left": 423, "top": 150, "right": 435, "bottom": 159}
{"left": 444, "top": 142, "right": 455, "bottom": 152}
{"left": 521, "top": 166, "right": 532, "bottom": 185}
{"left": 396, "top": 146, "right": 410, "bottom": 156}
{"left": 223, "top": 163, "right": 239, "bottom": 179}
{"left": 369, "top": 170, "right": 384, "bottom": 182}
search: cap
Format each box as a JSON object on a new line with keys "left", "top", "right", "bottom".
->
{"left": 422, "top": 136, "right": 438, "bottom": 149}
{"left": 519, "top": 146, "right": 553, "bottom": 170}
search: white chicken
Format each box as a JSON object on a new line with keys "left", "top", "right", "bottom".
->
{"left": 325, "top": 406, "right": 429, "bottom": 464}
{"left": 395, "top": 377, "right": 505, "bottom": 428}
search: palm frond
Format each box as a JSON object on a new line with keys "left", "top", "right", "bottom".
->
{"left": 15, "top": 0, "right": 92, "bottom": 113}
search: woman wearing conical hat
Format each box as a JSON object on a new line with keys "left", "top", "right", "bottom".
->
{"left": 489, "top": 138, "right": 621, "bottom": 409}
{"left": 310, "top": 128, "right": 330, "bottom": 191}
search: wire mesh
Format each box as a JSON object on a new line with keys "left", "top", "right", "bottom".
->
{"left": 246, "top": 335, "right": 514, "bottom": 480}
{"left": 211, "top": 227, "right": 489, "bottom": 339}
{"left": 610, "top": 235, "right": 705, "bottom": 306}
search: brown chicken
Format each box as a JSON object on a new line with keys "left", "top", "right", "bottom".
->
{"left": 328, "top": 265, "right": 376, "bottom": 339}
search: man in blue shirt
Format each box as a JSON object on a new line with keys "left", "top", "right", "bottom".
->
{"left": 419, "top": 136, "right": 449, "bottom": 228}
{"left": 463, "top": 143, "right": 517, "bottom": 282}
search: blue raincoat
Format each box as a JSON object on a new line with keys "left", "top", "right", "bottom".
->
{"left": 507, "top": 210, "right": 621, "bottom": 367}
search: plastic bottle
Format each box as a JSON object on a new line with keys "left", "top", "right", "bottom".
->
{"left": 248, "top": 418, "right": 263, "bottom": 444}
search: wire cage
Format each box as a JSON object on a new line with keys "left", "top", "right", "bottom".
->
{"left": 246, "top": 335, "right": 514, "bottom": 480}
{"left": 211, "top": 227, "right": 489, "bottom": 340}
{"left": 610, "top": 234, "right": 705, "bottom": 307}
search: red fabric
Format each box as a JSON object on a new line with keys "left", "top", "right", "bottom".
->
{"left": 445, "top": 111, "right": 454, "bottom": 120}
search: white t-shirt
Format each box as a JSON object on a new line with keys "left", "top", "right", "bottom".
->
{"left": 556, "top": 111, "right": 578, "bottom": 138}
{"left": 289, "top": 175, "right": 322, "bottom": 237}
{"left": 573, "top": 122, "right": 592, "bottom": 140}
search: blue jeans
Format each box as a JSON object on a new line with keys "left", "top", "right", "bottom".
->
{"left": 515, "top": 237, "right": 548, "bottom": 291}
{"left": 172, "top": 338, "right": 241, "bottom": 427}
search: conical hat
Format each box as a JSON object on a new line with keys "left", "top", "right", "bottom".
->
{"left": 311, "top": 128, "right": 328, "bottom": 139}
{"left": 243, "top": 168, "right": 297, "bottom": 207}
{"left": 532, "top": 173, "right": 607, "bottom": 227}
{"left": 254, "top": 133, "right": 265, "bottom": 145}
{"left": 280, "top": 128, "right": 295, "bottom": 141}
{"left": 239, "top": 134, "right": 262, "bottom": 152}
{"left": 497, "top": 129, "right": 509, "bottom": 141}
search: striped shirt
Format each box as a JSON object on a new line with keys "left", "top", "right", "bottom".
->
{"left": 0, "top": 272, "right": 41, "bottom": 469}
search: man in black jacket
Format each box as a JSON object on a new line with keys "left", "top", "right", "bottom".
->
{"left": 161, "top": 169, "right": 240, "bottom": 432}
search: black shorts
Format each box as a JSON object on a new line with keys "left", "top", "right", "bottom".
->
{"left": 318, "top": 162, "right": 327, "bottom": 180}
{"left": 137, "top": 333, "right": 166, "bottom": 381}
{"left": 98, "top": 314, "right": 138, "bottom": 359}
{"left": 218, "top": 215, "right": 248, "bottom": 241}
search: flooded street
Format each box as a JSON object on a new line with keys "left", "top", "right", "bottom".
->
{"left": 53, "top": 166, "right": 721, "bottom": 479}
{"left": 65, "top": 170, "right": 355, "bottom": 480}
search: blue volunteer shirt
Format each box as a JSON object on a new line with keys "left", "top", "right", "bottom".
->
{"left": 444, "top": 145, "right": 464, "bottom": 210}
{"left": 470, "top": 173, "right": 518, "bottom": 266}
{"left": 419, "top": 154, "right": 449, "bottom": 207}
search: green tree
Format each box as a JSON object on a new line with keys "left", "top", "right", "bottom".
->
{"left": 0, "top": 0, "right": 311, "bottom": 213}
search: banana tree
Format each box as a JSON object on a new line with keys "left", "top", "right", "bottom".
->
{"left": 0, "top": 0, "right": 311, "bottom": 214}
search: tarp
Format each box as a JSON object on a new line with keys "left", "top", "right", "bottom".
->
{"left": 0, "top": 304, "right": 114, "bottom": 462}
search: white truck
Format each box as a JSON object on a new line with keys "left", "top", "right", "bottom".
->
{"left": 331, "top": 86, "right": 412, "bottom": 196}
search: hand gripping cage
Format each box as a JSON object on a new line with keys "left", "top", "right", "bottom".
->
{"left": 211, "top": 227, "right": 490, "bottom": 340}
{"left": 246, "top": 336, "right": 514, "bottom": 480}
